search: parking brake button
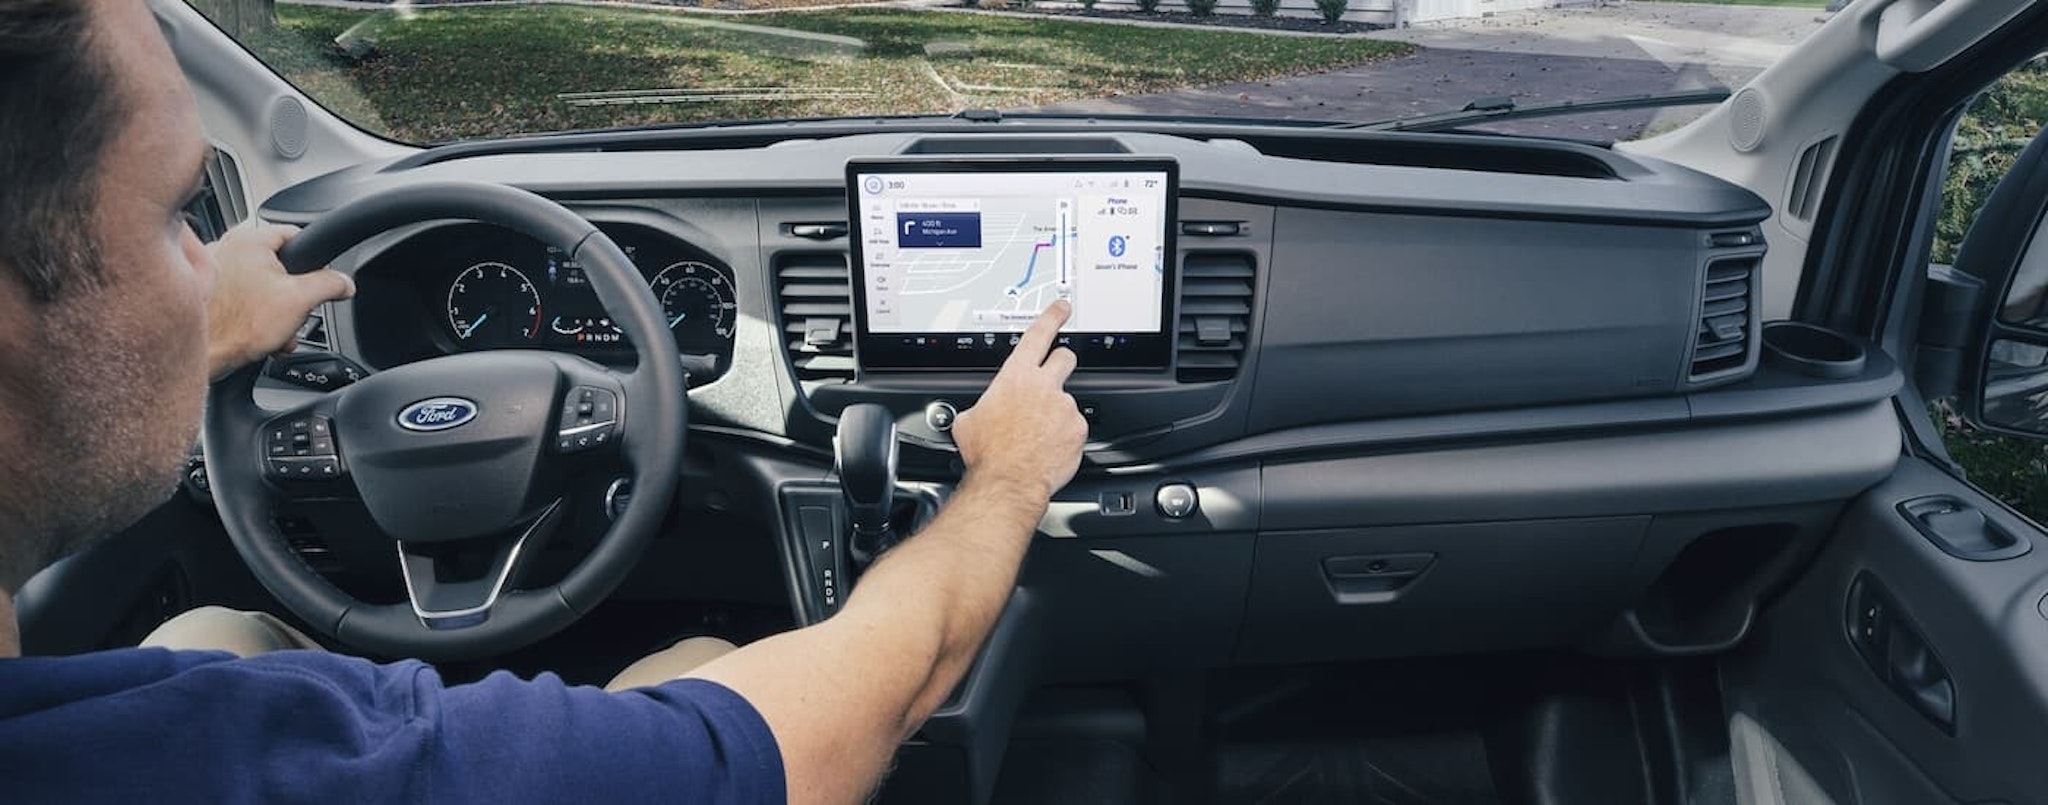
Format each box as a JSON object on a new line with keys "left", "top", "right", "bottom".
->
{"left": 1155, "top": 483, "right": 1198, "bottom": 519}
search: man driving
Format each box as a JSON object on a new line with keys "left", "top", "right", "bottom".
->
{"left": 0, "top": 2, "right": 1088, "bottom": 802}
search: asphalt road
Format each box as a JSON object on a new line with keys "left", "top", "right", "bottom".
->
{"left": 1035, "top": 2, "right": 1831, "bottom": 140}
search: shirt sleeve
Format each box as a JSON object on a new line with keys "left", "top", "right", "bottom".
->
{"left": 420, "top": 668, "right": 786, "bottom": 804}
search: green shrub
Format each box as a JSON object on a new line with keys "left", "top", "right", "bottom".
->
{"left": 1080, "top": 0, "right": 1098, "bottom": 9}
{"left": 1313, "top": 0, "right": 1347, "bottom": 23}
{"left": 1935, "top": 56, "right": 2048, "bottom": 265}
{"left": 1186, "top": 0, "right": 1218, "bottom": 14}
{"left": 1135, "top": 0, "right": 1161, "bottom": 12}
{"left": 1250, "top": 0, "right": 1280, "bottom": 16}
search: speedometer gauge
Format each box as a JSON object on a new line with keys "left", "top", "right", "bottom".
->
{"left": 648, "top": 261, "right": 736, "bottom": 351}
{"left": 447, "top": 261, "right": 542, "bottom": 346}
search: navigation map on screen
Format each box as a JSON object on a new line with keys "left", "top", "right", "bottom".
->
{"left": 853, "top": 168, "right": 1170, "bottom": 335}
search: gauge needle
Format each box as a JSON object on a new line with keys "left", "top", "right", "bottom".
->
{"left": 460, "top": 312, "right": 489, "bottom": 339}
{"left": 670, "top": 312, "right": 687, "bottom": 328}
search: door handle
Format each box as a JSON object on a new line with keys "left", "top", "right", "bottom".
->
{"left": 1321, "top": 553, "right": 1436, "bottom": 605}
{"left": 1898, "top": 496, "right": 2030, "bottom": 561}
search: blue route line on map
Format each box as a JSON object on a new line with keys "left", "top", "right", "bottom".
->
{"left": 1009, "top": 235, "right": 1058, "bottom": 292}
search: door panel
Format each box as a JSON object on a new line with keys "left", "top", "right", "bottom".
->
{"left": 1726, "top": 457, "right": 2048, "bottom": 803}
{"left": 14, "top": 489, "right": 285, "bottom": 656}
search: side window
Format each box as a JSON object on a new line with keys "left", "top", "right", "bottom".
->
{"left": 1932, "top": 54, "right": 2048, "bottom": 522}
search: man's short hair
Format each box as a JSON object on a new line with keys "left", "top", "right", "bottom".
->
{"left": 0, "top": 0, "right": 122, "bottom": 302}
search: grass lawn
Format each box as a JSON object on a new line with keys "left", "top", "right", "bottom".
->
{"left": 234, "top": 4, "right": 1409, "bottom": 143}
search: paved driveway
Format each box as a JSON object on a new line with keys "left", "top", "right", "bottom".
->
{"left": 1036, "top": 2, "right": 1830, "bottom": 139}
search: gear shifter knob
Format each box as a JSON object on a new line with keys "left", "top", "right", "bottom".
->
{"left": 835, "top": 404, "right": 899, "bottom": 548}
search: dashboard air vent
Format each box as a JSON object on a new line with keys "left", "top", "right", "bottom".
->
{"left": 773, "top": 252, "right": 856, "bottom": 383}
{"left": 1177, "top": 252, "right": 1256, "bottom": 383}
{"left": 1690, "top": 256, "right": 1757, "bottom": 379}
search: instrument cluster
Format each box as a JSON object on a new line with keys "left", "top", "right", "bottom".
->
{"left": 350, "top": 222, "right": 738, "bottom": 382}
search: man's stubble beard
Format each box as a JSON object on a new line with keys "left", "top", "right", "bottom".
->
{"left": 0, "top": 291, "right": 204, "bottom": 591}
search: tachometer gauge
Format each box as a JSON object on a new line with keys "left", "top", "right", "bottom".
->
{"left": 446, "top": 261, "right": 542, "bottom": 346}
{"left": 648, "top": 261, "right": 736, "bottom": 350}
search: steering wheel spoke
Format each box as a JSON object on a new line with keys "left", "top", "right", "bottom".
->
{"left": 397, "top": 499, "right": 563, "bottom": 631}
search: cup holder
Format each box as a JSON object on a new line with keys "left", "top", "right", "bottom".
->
{"left": 1762, "top": 321, "right": 1866, "bottom": 379}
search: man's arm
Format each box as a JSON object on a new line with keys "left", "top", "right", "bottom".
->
{"left": 204, "top": 221, "right": 355, "bottom": 380}
{"left": 682, "top": 300, "right": 1088, "bottom": 805}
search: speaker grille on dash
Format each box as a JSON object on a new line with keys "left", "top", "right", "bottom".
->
{"left": 269, "top": 96, "right": 309, "bottom": 160}
{"left": 1728, "top": 88, "right": 1767, "bottom": 153}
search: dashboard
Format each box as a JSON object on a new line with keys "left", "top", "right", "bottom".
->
{"left": 262, "top": 126, "right": 1906, "bottom": 676}
{"left": 234, "top": 123, "right": 1926, "bottom": 805}
{"left": 349, "top": 221, "right": 738, "bottom": 382}
{"left": 294, "top": 128, "right": 1812, "bottom": 464}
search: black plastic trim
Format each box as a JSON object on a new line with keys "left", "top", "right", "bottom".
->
{"left": 1139, "top": 354, "right": 1901, "bottom": 473}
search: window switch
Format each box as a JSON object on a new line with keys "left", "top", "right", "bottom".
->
{"left": 1099, "top": 491, "right": 1136, "bottom": 517}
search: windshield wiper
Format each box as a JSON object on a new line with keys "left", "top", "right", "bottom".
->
{"left": 1333, "top": 87, "right": 1733, "bottom": 133}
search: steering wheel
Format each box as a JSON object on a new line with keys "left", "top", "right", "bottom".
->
{"left": 202, "top": 181, "right": 687, "bottom": 662}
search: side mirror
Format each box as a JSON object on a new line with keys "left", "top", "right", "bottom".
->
{"left": 1958, "top": 124, "right": 2048, "bottom": 438}
{"left": 1979, "top": 338, "right": 2048, "bottom": 433}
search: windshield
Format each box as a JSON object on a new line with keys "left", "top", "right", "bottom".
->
{"left": 195, "top": 0, "right": 1829, "bottom": 144}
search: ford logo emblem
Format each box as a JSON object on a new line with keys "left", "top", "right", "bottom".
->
{"left": 397, "top": 397, "right": 478, "bottom": 432}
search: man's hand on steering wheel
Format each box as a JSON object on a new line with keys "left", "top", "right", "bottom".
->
{"left": 205, "top": 222, "right": 355, "bottom": 381}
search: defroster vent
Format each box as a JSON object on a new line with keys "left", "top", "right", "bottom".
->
{"left": 1177, "top": 252, "right": 1256, "bottom": 382}
{"left": 774, "top": 252, "right": 856, "bottom": 383}
{"left": 1690, "top": 256, "right": 1757, "bottom": 379}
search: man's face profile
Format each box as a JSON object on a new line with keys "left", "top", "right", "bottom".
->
{"left": 0, "top": 0, "right": 218, "bottom": 590}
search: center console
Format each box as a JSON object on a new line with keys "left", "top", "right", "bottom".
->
{"left": 789, "top": 155, "right": 1253, "bottom": 470}
{"left": 774, "top": 156, "right": 1203, "bottom": 624}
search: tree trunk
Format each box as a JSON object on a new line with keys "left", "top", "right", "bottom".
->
{"left": 189, "top": 0, "right": 277, "bottom": 38}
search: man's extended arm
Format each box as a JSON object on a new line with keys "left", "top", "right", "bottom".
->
{"left": 682, "top": 300, "right": 1088, "bottom": 805}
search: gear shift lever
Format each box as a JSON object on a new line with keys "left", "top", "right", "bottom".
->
{"left": 834, "top": 403, "right": 899, "bottom": 567}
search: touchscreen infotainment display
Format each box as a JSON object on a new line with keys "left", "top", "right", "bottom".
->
{"left": 846, "top": 158, "right": 1178, "bottom": 371}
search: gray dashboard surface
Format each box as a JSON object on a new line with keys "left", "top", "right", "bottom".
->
{"left": 261, "top": 131, "right": 1769, "bottom": 227}
{"left": 1252, "top": 209, "right": 1704, "bottom": 429}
